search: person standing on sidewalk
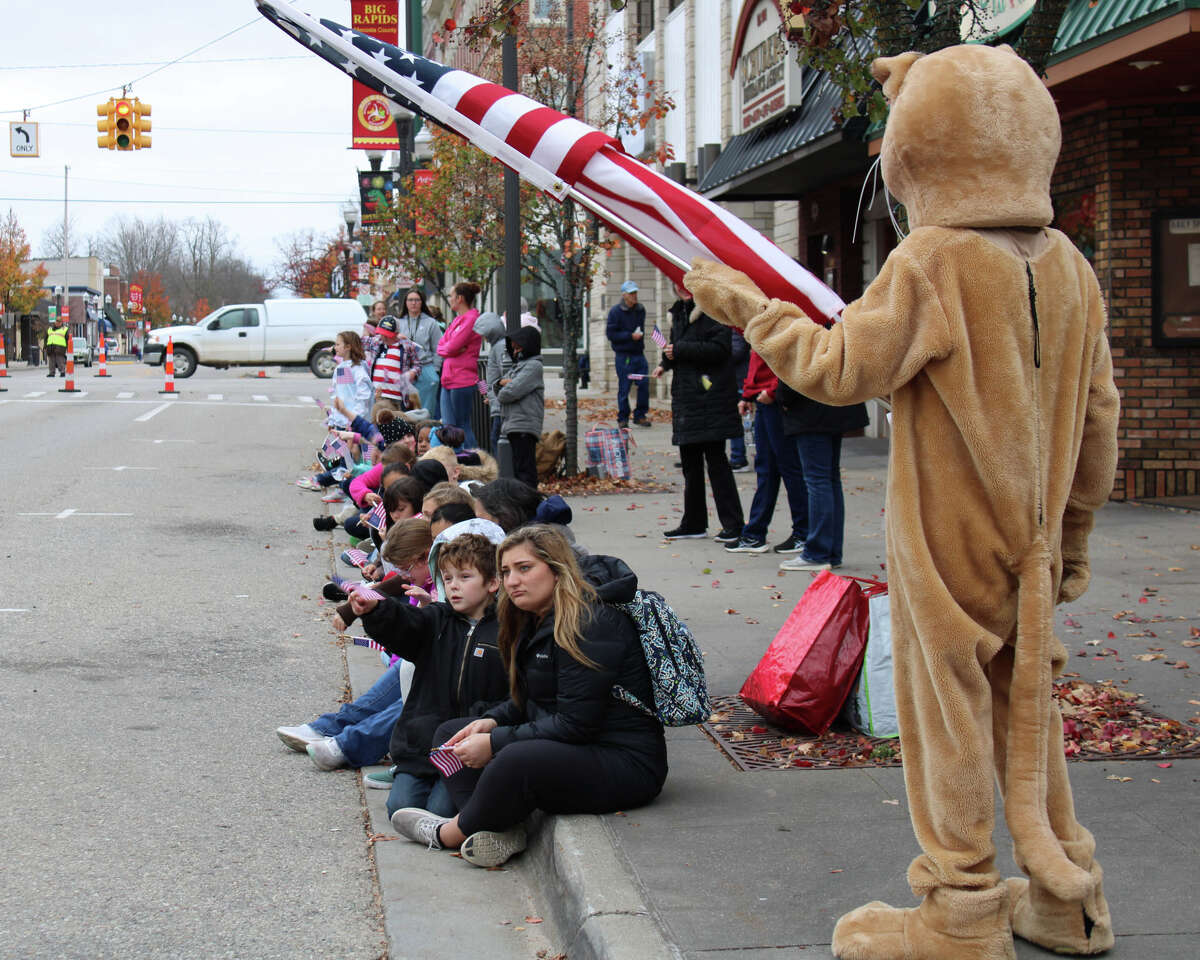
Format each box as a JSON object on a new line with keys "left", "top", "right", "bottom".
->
{"left": 44, "top": 315, "right": 69, "bottom": 377}
{"left": 436, "top": 282, "right": 483, "bottom": 449}
{"left": 725, "top": 349, "right": 809, "bottom": 555}
{"left": 774, "top": 382, "right": 868, "bottom": 571}
{"left": 398, "top": 288, "right": 443, "bottom": 418}
{"left": 605, "top": 280, "right": 651, "bottom": 428}
{"left": 653, "top": 282, "right": 744, "bottom": 543}
{"left": 497, "top": 327, "right": 545, "bottom": 489}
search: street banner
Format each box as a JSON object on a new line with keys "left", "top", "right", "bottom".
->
{"left": 412, "top": 168, "right": 434, "bottom": 235}
{"left": 350, "top": 0, "right": 401, "bottom": 149}
{"left": 255, "top": 0, "right": 845, "bottom": 324}
{"left": 129, "top": 283, "right": 143, "bottom": 313}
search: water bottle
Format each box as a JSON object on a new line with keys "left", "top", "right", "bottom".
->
{"left": 742, "top": 410, "right": 755, "bottom": 453}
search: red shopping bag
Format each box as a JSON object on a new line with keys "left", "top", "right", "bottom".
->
{"left": 739, "top": 570, "right": 870, "bottom": 734}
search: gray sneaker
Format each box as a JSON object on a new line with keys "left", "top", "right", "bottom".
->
{"left": 306, "top": 737, "right": 347, "bottom": 770}
{"left": 276, "top": 723, "right": 323, "bottom": 752}
{"left": 460, "top": 826, "right": 528, "bottom": 868}
{"left": 390, "top": 807, "right": 450, "bottom": 849}
{"left": 778, "top": 555, "right": 833, "bottom": 572}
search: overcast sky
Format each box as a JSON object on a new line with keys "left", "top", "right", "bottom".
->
{"left": 1, "top": 1, "right": 395, "bottom": 277}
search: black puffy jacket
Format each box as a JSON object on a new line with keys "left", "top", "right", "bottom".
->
{"left": 662, "top": 298, "right": 741, "bottom": 446}
{"left": 484, "top": 555, "right": 668, "bottom": 774}
{"left": 775, "top": 381, "right": 871, "bottom": 436}
{"left": 362, "top": 599, "right": 510, "bottom": 777}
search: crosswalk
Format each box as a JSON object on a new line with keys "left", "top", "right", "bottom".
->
{"left": 15, "top": 389, "right": 326, "bottom": 406}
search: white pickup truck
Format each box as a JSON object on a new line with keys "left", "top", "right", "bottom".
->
{"left": 142, "top": 298, "right": 367, "bottom": 378}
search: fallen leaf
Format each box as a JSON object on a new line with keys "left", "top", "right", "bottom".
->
{"left": 1105, "top": 775, "right": 1133, "bottom": 783}
{"left": 1156, "top": 762, "right": 1172, "bottom": 769}
{"left": 1168, "top": 566, "right": 1183, "bottom": 572}
{"left": 1133, "top": 653, "right": 1165, "bottom": 661}
{"left": 882, "top": 799, "right": 899, "bottom": 805}
{"left": 524, "top": 916, "right": 544, "bottom": 924}
{"left": 1172, "top": 661, "right": 1189, "bottom": 670}
{"left": 724, "top": 608, "right": 739, "bottom": 615}
{"left": 830, "top": 868, "right": 844, "bottom": 873}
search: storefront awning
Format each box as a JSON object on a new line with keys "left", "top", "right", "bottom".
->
{"left": 699, "top": 55, "right": 869, "bottom": 201}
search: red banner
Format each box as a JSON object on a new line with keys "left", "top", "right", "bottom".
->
{"left": 129, "top": 283, "right": 143, "bottom": 312}
{"left": 351, "top": 1, "right": 402, "bottom": 149}
{"left": 412, "top": 168, "right": 434, "bottom": 234}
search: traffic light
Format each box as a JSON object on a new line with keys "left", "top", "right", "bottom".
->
{"left": 96, "top": 97, "right": 151, "bottom": 150}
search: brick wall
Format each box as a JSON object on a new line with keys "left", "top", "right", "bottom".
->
{"left": 1053, "top": 99, "right": 1200, "bottom": 500}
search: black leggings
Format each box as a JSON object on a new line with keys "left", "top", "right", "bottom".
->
{"left": 434, "top": 717, "right": 666, "bottom": 835}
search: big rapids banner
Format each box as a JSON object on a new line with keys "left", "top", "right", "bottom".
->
{"left": 351, "top": 1, "right": 401, "bottom": 148}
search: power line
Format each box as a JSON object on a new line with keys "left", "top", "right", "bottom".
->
{"left": 1, "top": 168, "right": 348, "bottom": 198}
{"left": 0, "top": 17, "right": 263, "bottom": 116}
{"left": 0, "top": 197, "right": 342, "bottom": 206}
{"left": 31, "top": 120, "right": 348, "bottom": 137}
{"left": 0, "top": 55, "right": 311, "bottom": 71}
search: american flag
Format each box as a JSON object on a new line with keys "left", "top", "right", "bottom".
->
{"left": 650, "top": 326, "right": 667, "bottom": 348}
{"left": 344, "top": 548, "right": 370, "bottom": 568}
{"left": 349, "top": 583, "right": 386, "bottom": 602}
{"left": 335, "top": 365, "right": 354, "bottom": 385}
{"left": 351, "top": 635, "right": 387, "bottom": 653}
{"left": 365, "top": 501, "right": 388, "bottom": 531}
{"left": 429, "top": 742, "right": 464, "bottom": 777}
{"left": 321, "top": 434, "right": 352, "bottom": 467}
{"left": 254, "top": 0, "right": 845, "bottom": 325}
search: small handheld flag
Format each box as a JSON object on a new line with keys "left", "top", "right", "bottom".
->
{"left": 365, "top": 501, "right": 388, "bottom": 531}
{"left": 650, "top": 326, "right": 667, "bottom": 348}
{"left": 352, "top": 635, "right": 387, "bottom": 653}
{"left": 429, "top": 742, "right": 464, "bottom": 777}
{"left": 344, "top": 548, "right": 370, "bottom": 568}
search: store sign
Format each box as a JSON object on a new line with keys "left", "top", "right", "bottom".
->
{"left": 733, "top": 0, "right": 803, "bottom": 133}
{"left": 351, "top": 1, "right": 402, "bottom": 149}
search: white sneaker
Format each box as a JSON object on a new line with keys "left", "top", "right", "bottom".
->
{"left": 306, "top": 737, "right": 347, "bottom": 770}
{"left": 778, "top": 556, "right": 833, "bottom": 572}
{"left": 460, "top": 826, "right": 528, "bottom": 868}
{"left": 276, "top": 723, "right": 323, "bottom": 751}
{"left": 390, "top": 807, "right": 450, "bottom": 849}
{"left": 321, "top": 488, "right": 348, "bottom": 503}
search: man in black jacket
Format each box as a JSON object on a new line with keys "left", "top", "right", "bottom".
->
{"left": 653, "top": 283, "right": 744, "bottom": 543}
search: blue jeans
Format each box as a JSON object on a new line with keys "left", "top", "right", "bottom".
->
{"left": 743, "top": 404, "right": 808, "bottom": 541}
{"left": 614, "top": 353, "right": 648, "bottom": 424}
{"left": 414, "top": 364, "right": 440, "bottom": 416}
{"left": 440, "top": 384, "right": 478, "bottom": 449}
{"left": 729, "top": 434, "right": 747, "bottom": 466}
{"left": 309, "top": 660, "right": 407, "bottom": 768}
{"left": 793, "top": 433, "right": 845, "bottom": 565}
{"left": 387, "top": 772, "right": 457, "bottom": 819}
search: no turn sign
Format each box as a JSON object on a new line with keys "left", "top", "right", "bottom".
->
{"left": 10, "top": 121, "right": 39, "bottom": 157}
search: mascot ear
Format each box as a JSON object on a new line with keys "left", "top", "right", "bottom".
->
{"left": 871, "top": 51, "right": 923, "bottom": 103}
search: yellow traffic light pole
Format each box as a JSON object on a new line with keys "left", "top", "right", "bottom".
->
{"left": 96, "top": 96, "right": 152, "bottom": 150}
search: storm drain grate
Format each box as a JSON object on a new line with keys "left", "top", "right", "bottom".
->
{"left": 701, "top": 681, "right": 1200, "bottom": 773}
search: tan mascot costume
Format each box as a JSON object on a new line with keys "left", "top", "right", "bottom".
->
{"left": 686, "top": 44, "right": 1120, "bottom": 960}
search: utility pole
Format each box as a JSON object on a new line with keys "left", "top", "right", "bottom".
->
{"left": 62, "top": 165, "right": 69, "bottom": 334}
{"left": 502, "top": 32, "right": 521, "bottom": 338}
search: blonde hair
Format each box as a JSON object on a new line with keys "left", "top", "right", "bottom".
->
{"left": 423, "top": 481, "right": 474, "bottom": 510}
{"left": 381, "top": 517, "right": 433, "bottom": 566}
{"left": 420, "top": 445, "right": 458, "bottom": 477}
{"left": 496, "top": 525, "right": 598, "bottom": 705}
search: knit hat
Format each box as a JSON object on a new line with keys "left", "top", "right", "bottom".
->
{"left": 410, "top": 458, "right": 449, "bottom": 492}
{"left": 379, "top": 417, "right": 415, "bottom": 447}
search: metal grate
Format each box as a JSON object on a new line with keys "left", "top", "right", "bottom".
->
{"left": 701, "top": 682, "right": 1200, "bottom": 773}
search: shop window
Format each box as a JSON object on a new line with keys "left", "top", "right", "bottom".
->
{"left": 1152, "top": 208, "right": 1200, "bottom": 347}
{"left": 635, "top": 0, "right": 655, "bottom": 43}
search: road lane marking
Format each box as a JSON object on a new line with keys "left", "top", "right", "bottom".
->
{"left": 56, "top": 509, "right": 76, "bottom": 519}
{"left": 24, "top": 391, "right": 45, "bottom": 397}
{"left": 135, "top": 402, "right": 173, "bottom": 422}
{"left": 0, "top": 608, "right": 31, "bottom": 612}
{"left": 297, "top": 395, "right": 315, "bottom": 403}
{"left": 208, "top": 393, "right": 224, "bottom": 400}
{"left": 117, "top": 392, "right": 134, "bottom": 399}
{"left": 252, "top": 394, "right": 269, "bottom": 402}
{"left": 85, "top": 466, "right": 158, "bottom": 471}
{"left": 132, "top": 438, "right": 195, "bottom": 444}
{"left": 19, "top": 510, "right": 133, "bottom": 519}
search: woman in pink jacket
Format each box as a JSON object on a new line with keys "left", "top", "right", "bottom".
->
{"left": 436, "top": 281, "right": 483, "bottom": 449}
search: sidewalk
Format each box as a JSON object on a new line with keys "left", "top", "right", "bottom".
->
{"left": 362, "top": 394, "right": 1200, "bottom": 958}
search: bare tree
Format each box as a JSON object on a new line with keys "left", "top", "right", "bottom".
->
{"left": 94, "top": 215, "right": 179, "bottom": 280}
{"left": 38, "top": 215, "right": 84, "bottom": 260}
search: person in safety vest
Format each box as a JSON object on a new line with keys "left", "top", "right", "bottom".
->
{"left": 44, "top": 317, "right": 70, "bottom": 377}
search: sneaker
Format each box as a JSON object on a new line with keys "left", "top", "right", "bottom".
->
{"left": 730, "top": 460, "right": 751, "bottom": 473}
{"left": 617, "top": 420, "right": 628, "bottom": 429}
{"left": 778, "top": 555, "right": 833, "bottom": 572}
{"left": 773, "top": 535, "right": 806, "bottom": 554}
{"left": 322, "top": 581, "right": 348, "bottom": 602}
{"left": 306, "top": 737, "right": 347, "bottom": 770}
{"left": 725, "top": 536, "right": 768, "bottom": 553}
{"left": 713, "top": 527, "right": 742, "bottom": 544}
{"left": 295, "top": 476, "right": 322, "bottom": 490}
{"left": 313, "top": 515, "right": 338, "bottom": 532}
{"left": 321, "top": 488, "right": 347, "bottom": 503}
{"left": 390, "top": 807, "right": 450, "bottom": 849}
{"left": 276, "top": 723, "right": 323, "bottom": 752}
{"left": 633, "top": 418, "right": 653, "bottom": 428}
{"left": 460, "top": 826, "right": 528, "bottom": 868}
{"left": 364, "top": 768, "right": 394, "bottom": 790}
{"left": 663, "top": 526, "right": 706, "bottom": 540}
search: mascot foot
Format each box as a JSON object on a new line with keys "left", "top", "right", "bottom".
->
{"left": 1006, "top": 865, "right": 1114, "bottom": 955}
{"left": 832, "top": 886, "right": 1015, "bottom": 960}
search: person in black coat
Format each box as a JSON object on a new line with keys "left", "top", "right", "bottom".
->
{"left": 653, "top": 283, "right": 745, "bottom": 542}
{"left": 774, "top": 381, "right": 869, "bottom": 570}
{"left": 388, "top": 525, "right": 668, "bottom": 868}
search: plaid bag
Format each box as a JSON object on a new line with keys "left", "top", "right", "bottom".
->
{"left": 585, "top": 422, "right": 633, "bottom": 480}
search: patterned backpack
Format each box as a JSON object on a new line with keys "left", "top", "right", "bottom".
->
{"left": 610, "top": 589, "right": 711, "bottom": 726}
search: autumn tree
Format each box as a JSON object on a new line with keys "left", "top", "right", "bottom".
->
{"left": 0, "top": 209, "right": 48, "bottom": 315}
{"left": 783, "top": 0, "right": 1072, "bottom": 125}
{"left": 132, "top": 271, "right": 172, "bottom": 327}
{"left": 271, "top": 229, "right": 345, "bottom": 299}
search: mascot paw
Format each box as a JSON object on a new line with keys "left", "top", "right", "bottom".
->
{"left": 832, "top": 888, "right": 1016, "bottom": 960}
{"left": 1006, "top": 872, "right": 1114, "bottom": 955}
{"left": 683, "top": 259, "right": 769, "bottom": 330}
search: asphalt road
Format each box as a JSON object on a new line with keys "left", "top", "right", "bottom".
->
{"left": 0, "top": 363, "right": 384, "bottom": 959}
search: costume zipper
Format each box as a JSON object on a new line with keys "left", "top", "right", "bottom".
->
{"left": 456, "top": 621, "right": 478, "bottom": 708}
{"left": 1026, "top": 261, "right": 1044, "bottom": 527}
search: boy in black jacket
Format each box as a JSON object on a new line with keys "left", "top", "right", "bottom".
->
{"left": 351, "top": 533, "right": 510, "bottom": 818}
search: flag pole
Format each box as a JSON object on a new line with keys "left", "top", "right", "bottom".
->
{"left": 566, "top": 186, "right": 691, "bottom": 274}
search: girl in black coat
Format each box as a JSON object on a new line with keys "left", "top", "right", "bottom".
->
{"left": 389, "top": 525, "right": 668, "bottom": 868}
{"left": 653, "top": 283, "right": 745, "bottom": 542}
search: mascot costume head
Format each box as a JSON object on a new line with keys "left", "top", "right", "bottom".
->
{"left": 687, "top": 44, "right": 1120, "bottom": 960}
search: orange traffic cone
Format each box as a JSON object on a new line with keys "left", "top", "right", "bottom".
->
{"left": 95, "top": 336, "right": 110, "bottom": 377}
{"left": 0, "top": 331, "right": 7, "bottom": 391}
{"left": 159, "top": 337, "right": 178, "bottom": 395}
{"left": 257, "top": 369, "right": 268, "bottom": 378}
{"left": 59, "top": 350, "right": 81, "bottom": 393}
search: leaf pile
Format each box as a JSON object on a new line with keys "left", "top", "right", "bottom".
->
{"left": 545, "top": 396, "right": 673, "bottom": 423}
{"left": 538, "top": 472, "right": 670, "bottom": 497}
{"left": 703, "top": 682, "right": 1200, "bottom": 772}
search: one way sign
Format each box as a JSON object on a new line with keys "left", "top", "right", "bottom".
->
{"left": 10, "top": 121, "right": 40, "bottom": 157}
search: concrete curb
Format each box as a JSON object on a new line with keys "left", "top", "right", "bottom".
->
{"left": 516, "top": 810, "right": 682, "bottom": 960}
